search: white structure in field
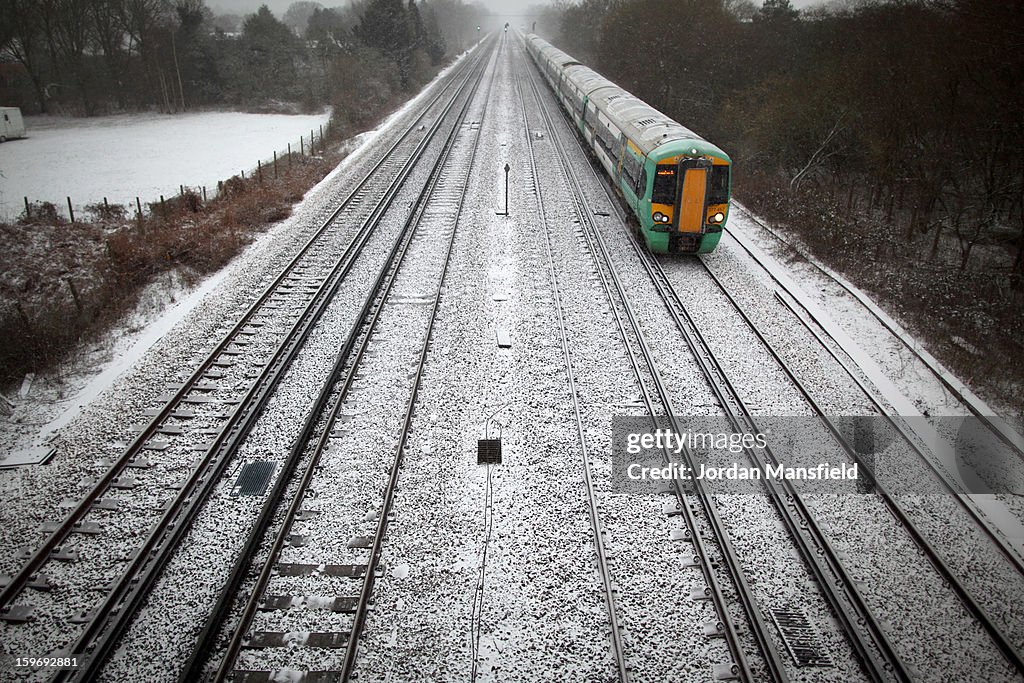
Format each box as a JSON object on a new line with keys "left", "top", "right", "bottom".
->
{"left": 1, "top": 107, "right": 25, "bottom": 141}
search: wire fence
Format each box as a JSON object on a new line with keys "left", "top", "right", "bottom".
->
{"left": 12, "top": 121, "right": 332, "bottom": 225}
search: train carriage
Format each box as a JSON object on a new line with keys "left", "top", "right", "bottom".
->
{"left": 525, "top": 34, "right": 731, "bottom": 254}
{"left": 535, "top": 42, "right": 577, "bottom": 93}
{"left": 563, "top": 67, "right": 617, "bottom": 144}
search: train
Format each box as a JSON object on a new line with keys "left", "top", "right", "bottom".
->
{"left": 524, "top": 34, "right": 731, "bottom": 254}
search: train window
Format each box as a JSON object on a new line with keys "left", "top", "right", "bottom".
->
{"left": 604, "top": 131, "right": 622, "bottom": 160}
{"left": 621, "top": 152, "right": 642, "bottom": 190}
{"left": 709, "top": 165, "right": 730, "bottom": 204}
{"left": 652, "top": 166, "right": 677, "bottom": 204}
{"left": 595, "top": 127, "right": 621, "bottom": 162}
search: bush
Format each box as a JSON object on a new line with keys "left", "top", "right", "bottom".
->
{"left": 19, "top": 201, "right": 63, "bottom": 225}
{"left": 87, "top": 201, "right": 128, "bottom": 223}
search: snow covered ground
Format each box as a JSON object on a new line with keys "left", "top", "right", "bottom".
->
{"left": 0, "top": 38, "right": 1021, "bottom": 682}
{"left": 0, "top": 110, "right": 331, "bottom": 221}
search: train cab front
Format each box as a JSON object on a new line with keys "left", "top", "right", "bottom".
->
{"left": 647, "top": 151, "right": 730, "bottom": 254}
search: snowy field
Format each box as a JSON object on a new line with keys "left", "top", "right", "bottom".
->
{"left": 0, "top": 109, "right": 331, "bottom": 220}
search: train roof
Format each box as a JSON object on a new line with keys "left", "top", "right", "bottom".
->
{"left": 526, "top": 33, "right": 709, "bottom": 157}
{"left": 561, "top": 64, "right": 617, "bottom": 98}
{"left": 536, "top": 41, "right": 578, "bottom": 70}
{"left": 587, "top": 88, "right": 704, "bottom": 155}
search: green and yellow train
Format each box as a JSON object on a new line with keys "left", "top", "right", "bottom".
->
{"left": 525, "top": 34, "right": 731, "bottom": 254}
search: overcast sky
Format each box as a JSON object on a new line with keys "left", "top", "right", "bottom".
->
{"left": 210, "top": 0, "right": 823, "bottom": 19}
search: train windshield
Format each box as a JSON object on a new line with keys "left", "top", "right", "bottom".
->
{"left": 709, "top": 165, "right": 730, "bottom": 204}
{"left": 652, "top": 166, "right": 676, "bottom": 204}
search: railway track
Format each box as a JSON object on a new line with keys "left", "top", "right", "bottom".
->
{"left": 520, "top": 49, "right": 786, "bottom": 683}
{"left": 526, "top": 31, "right": 1024, "bottom": 681}
{"left": 2, "top": 26, "right": 1019, "bottom": 683}
{"left": 174, "top": 37, "right": 494, "bottom": 682}
{"left": 516, "top": 64, "right": 631, "bottom": 683}
{"left": 676, "top": 257, "right": 1024, "bottom": 670}
{"left": 0, "top": 40, "right": 494, "bottom": 681}
{"left": 727, "top": 205, "right": 1024, "bottom": 465}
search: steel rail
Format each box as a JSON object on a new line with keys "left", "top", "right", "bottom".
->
{"left": 523, "top": 86, "right": 771, "bottom": 683}
{"left": 336, "top": 42, "right": 492, "bottom": 682}
{"left": 720, "top": 222, "right": 1024, "bottom": 576}
{"left": 531, "top": 51, "right": 918, "bottom": 676}
{"left": 0, "top": 50, "right": 480, "bottom": 615}
{"left": 49, "top": 44, "right": 492, "bottom": 683}
{"left": 523, "top": 38, "right": 920, "bottom": 681}
{"left": 638, "top": 254, "right": 913, "bottom": 683}
{"left": 514, "top": 63, "right": 632, "bottom": 683}
{"left": 184, "top": 39, "right": 495, "bottom": 683}
{"left": 546, "top": 101, "right": 914, "bottom": 680}
{"left": 520, "top": 43, "right": 784, "bottom": 683}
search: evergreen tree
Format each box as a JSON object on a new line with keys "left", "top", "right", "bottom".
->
{"left": 420, "top": 4, "right": 447, "bottom": 65}
{"left": 239, "top": 5, "right": 301, "bottom": 102}
{"left": 306, "top": 7, "right": 350, "bottom": 56}
{"left": 758, "top": 0, "right": 799, "bottom": 23}
{"left": 355, "top": 0, "right": 414, "bottom": 87}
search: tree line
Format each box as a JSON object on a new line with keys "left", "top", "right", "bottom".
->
{"left": 544, "top": 0, "right": 1023, "bottom": 275}
{"left": 0, "top": 0, "right": 487, "bottom": 130}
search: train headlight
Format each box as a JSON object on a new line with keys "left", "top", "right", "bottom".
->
{"left": 712, "top": 212, "right": 725, "bottom": 223}
{"left": 652, "top": 212, "right": 667, "bottom": 223}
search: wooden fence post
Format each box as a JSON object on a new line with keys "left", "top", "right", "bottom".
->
{"left": 67, "top": 197, "right": 75, "bottom": 223}
{"left": 14, "top": 301, "right": 32, "bottom": 331}
{"left": 66, "top": 278, "right": 83, "bottom": 314}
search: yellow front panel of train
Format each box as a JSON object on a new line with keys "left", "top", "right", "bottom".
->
{"left": 678, "top": 168, "right": 707, "bottom": 233}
